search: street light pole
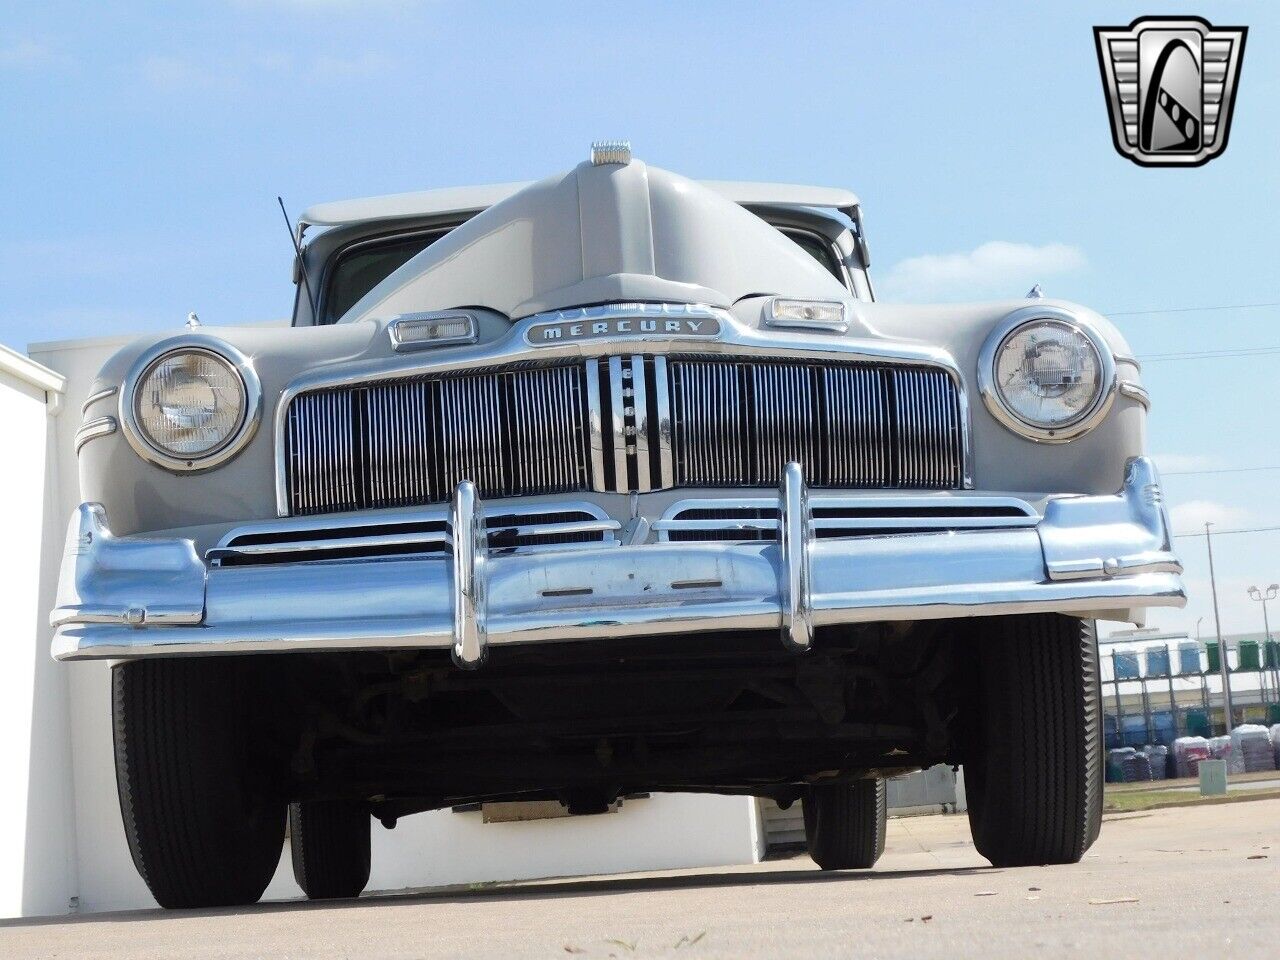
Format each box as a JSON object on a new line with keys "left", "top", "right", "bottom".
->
{"left": 1206, "top": 522, "right": 1235, "bottom": 731}
{"left": 1248, "top": 584, "right": 1279, "bottom": 708}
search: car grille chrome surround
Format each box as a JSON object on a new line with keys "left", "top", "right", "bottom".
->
{"left": 282, "top": 355, "right": 968, "bottom": 516}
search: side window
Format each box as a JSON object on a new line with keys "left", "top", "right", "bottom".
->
{"left": 781, "top": 229, "right": 845, "bottom": 285}
{"left": 321, "top": 231, "right": 447, "bottom": 324}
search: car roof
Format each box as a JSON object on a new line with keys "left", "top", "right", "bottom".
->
{"left": 299, "top": 180, "right": 860, "bottom": 229}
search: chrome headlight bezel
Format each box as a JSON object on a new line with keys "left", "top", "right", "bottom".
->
{"left": 119, "top": 335, "right": 262, "bottom": 472}
{"left": 977, "top": 306, "right": 1117, "bottom": 443}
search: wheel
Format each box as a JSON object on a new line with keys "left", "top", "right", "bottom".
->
{"left": 803, "top": 778, "right": 887, "bottom": 870}
{"left": 289, "top": 800, "right": 371, "bottom": 900}
{"left": 965, "top": 614, "right": 1103, "bottom": 867}
{"left": 112, "top": 659, "right": 286, "bottom": 909}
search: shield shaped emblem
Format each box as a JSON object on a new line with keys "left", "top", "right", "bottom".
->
{"left": 1094, "top": 17, "right": 1247, "bottom": 167}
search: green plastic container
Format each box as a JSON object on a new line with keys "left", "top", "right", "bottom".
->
{"left": 1265, "top": 639, "right": 1280, "bottom": 669}
{"left": 1269, "top": 703, "right": 1280, "bottom": 725}
{"left": 1238, "top": 639, "right": 1261, "bottom": 671}
{"left": 1186, "top": 709, "right": 1211, "bottom": 738}
{"left": 1206, "top": 641, "right": 1221, "bottom": 673}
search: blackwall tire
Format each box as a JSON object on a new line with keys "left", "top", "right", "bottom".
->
{"left": 289, "top": 800, "right": 372, "bottom": 900}
{"left": 112, "top": 659, "right": 286, "bottom": 909}
{"left": 966, "top": 614, "right": 1104, "bottom": 867}
{"left": 803, "top": 778, "right": 887, "bottom": 870}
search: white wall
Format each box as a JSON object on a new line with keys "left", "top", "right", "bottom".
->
{"left": 0, "top": 349, "right": 79, "bottom": 918}
{"left": 19, "top": 332, "right": 761, "bottom": 917}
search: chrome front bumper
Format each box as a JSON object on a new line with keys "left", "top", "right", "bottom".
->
{"left": 51, "top": 458, "right": 1186, "bottom": 664}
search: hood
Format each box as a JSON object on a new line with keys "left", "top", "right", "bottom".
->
{"left": 342, "top": 158, "right": 850, "bottom": 324}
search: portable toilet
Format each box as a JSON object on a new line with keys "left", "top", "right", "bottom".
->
{"left": 1206, "top": 640, "right": 1222, "bottom": 673}
{"left": 1186, "top": 709, "right": 1212, "bottom": 738}
{"left": 1266, "top": 639, "right": 1280, "bottom": 669}
{"left": 1238, "top": 639, "right": 1261, "bottom": 671}
{"left": 1177, "top": 641, "right": 1202, "bottom": 674}
{"left": 1121, "top": 714, "right": 1148, "bottom": 747}
{"left": 1145, "top": 646, "right": 1171, "bottom": 677}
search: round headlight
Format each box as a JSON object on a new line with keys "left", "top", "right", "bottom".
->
{"left": 979, "top": 309, "right": 1116, "bottom": 442}
{"left": 122, "top": 338, "right": 260, "bottom": 470}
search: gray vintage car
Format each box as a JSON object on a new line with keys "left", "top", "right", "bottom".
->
{"left": 54, "top": 143, "right": 1184, "bottom": 908}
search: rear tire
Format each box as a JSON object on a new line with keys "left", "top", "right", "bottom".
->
{"left": 112, "top": 659, "right": 286, "bottom": 909}
{"left": 965, "top": 614, "right": 1103, "bottom": 867}
{"left": 289, "top": 800, "right": 371, "bottom": 900}
{"left": 803, "top": 778, "right": 887, "bottom": 870}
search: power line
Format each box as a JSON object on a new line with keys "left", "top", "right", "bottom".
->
{"left": 1107, "top": 301, "right": 1280, "bottom": 317}
{"left": 1137, "top": 345, "right": 1280, "bottom": 363}
{"left": 1163, "top": 466, "right": 1280, "bottom": 477}
{"left": 1173, "top": 525, "right": 1280, "bottom": 538}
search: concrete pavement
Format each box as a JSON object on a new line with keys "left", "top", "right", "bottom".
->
{"left": 3, "top": 799, "right": 1277, "bottom": 959}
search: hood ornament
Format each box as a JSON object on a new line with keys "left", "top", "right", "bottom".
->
{"left": 1026, "top": 285, "right": 1044, "bottom": 299}
{"left": 590, "top": 140, "right": 631, "bottom": 166}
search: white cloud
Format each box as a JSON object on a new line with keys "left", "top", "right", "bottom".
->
{"left": 313, "top": 51, "right": 396, "bottom": 78}
{"left": 1169, "top": 499, "right": 1248, "bottom": 533}
{"left": 1152, "top": 453, "right": 1221, "bottom": 474}
{"left": 139, "top": 48, "right": 396, "bottom": 91}
{"left": 0, "top": 39, "right": 70, "bottom": 70}
{"left": 878, "top": 241, "right": 1086, "bottom": 301}
{"left": 139, "top": 55, "right": 244, "bottom": 92}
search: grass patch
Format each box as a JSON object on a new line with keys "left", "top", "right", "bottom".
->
{"left": 1103, "top": 787, "right": 1280, "bottom": 813}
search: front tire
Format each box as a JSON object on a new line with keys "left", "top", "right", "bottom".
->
{"left": 803, "top": 779, "right": 887, "bottom": 870}
{"left": 965, "top": 614, "right": 1103, "bottom": 867}
{"left": 112, "top": 659, "right": 286, "bottom": 909}
{"left": 289, "top": 800, "right": 371, "bottom": 900}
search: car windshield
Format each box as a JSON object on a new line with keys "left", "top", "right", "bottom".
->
{"left": 322, "top": 230, "right": 447, "bottom": 324}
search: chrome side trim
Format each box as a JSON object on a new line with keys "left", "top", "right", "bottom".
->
{"left": 119, "top": 335, "right": 263, "bottom": 473}
{"left": 1118, "top": 381, "right": 1151, "bottom": 409}
{"left": 75, "top": 416, "right": 118, "bottom": 453}
{"left": 451, "top": 481, "right": 487, "bottom": 668}
{"left": 976, "top": 306, "right": 1118, "bottom": 444}
{"left": 81, "top": 387, "right": 118, "bottom": 415}
{"left": 779, "top": 462, "right": 812, "bottom": 651}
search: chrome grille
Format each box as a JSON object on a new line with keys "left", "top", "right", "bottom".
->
{"left": 668, "top": 359, "right": 964, "bottom": 489}
{"left": 282, "top": 355, "right": 967, "bottom": 516}
{"left": 286, "top": 364, "right": 589, "bottom": 515}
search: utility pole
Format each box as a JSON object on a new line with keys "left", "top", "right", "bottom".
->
{"left": 1206, "top": 522, "right": 1234, "bottom": 731}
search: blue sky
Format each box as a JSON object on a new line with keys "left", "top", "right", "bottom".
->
{"left": 2, "top": 1, "right": 1278, "bottom": 636}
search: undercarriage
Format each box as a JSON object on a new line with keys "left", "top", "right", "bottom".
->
{"left": 248, "top": 621, "right": 967, "bottom": 823}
